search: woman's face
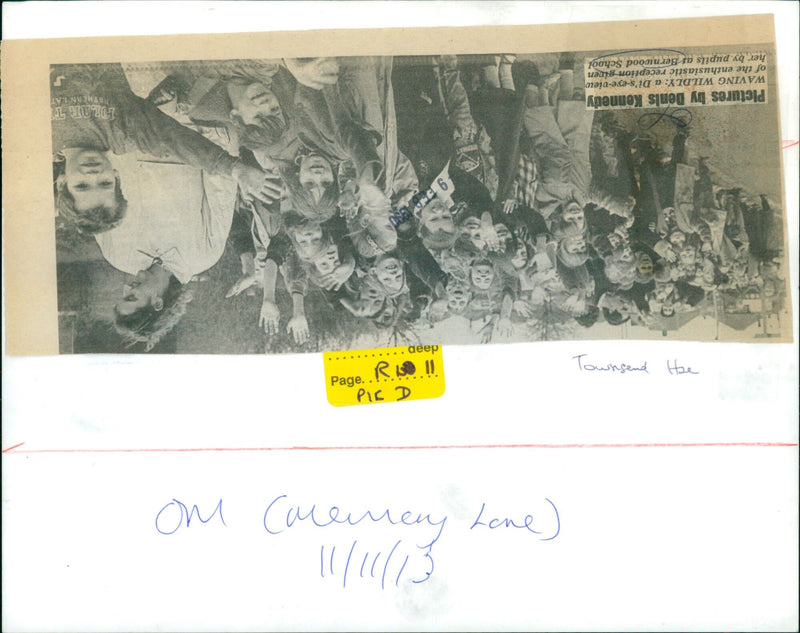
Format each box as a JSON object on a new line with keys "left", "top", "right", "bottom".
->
{"left": 117, "top": 269, "right": 169, "bottom": 316}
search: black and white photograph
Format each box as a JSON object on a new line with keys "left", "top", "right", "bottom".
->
{"left": 51, "top": 46, "right": 790, "bottom": 353}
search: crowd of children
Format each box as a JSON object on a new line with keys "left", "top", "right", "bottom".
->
{"left": 52, "top": 53, "right": 785, "bottom": 351}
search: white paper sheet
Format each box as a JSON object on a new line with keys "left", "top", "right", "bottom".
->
{"left": 2, "top": 2, "right": 798, "bottom": 631}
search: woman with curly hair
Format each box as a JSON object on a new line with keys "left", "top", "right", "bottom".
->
{"left": 113, "top": 259, "right": 194, "bottom": 351}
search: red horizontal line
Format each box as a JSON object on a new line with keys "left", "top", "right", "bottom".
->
{"left": 2, "top": 442, "right": 797, "bottom": 454}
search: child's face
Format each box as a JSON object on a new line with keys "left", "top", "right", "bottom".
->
{"left": 229, "top": 81, "right": 282, "bottom": 126}
{"left": 62, "top": 149, "right": 118, "bottom": 213}
{"left": 669, "top": 231, "right": 686, "bottom": 250}
{"left": 563, "top": 202, "right": 585, "bottom": 229}
{"left": 359, "top": 284, "right": 387, "bottom": 317}
{"left": 655, "top": 283, "right": 674, "bottom": 300}
{"left": 299, "top": 154, "right": 334, "bottom": 203}
{"left": 471, "top": 263, "right": 495, "bottom": 290}
{"left": 732, "top": 259, "right": 748, "bottom": 276}
{"left": 563, "top": 234, "right": 588, "bottom": 255}
{"left": 679, "top": 246, "right": 697, "bottom": 267}
{"left": 313, "top": 245, "right": 340, "bottom": 274}
{"left": 603, "top": 293, "right": 636, "bottom": 316}
{"left": 701, "top": 263, "right": 716, "bottom": 285}
{"left": 373, "top": 305, "right": 396, "bottom": 327}
{"left": 459, "top": 216, "right": 482, "bottom": 243}
{"left": 636, "top": 252, "right": 654, "bottom": 276}
{"left": 446, "top": 282, "right": 470, "bottom": 312}
{"left": 511, "top": 243, "right": 528, "bottom": 269}
{"left": 532, "top": 266, "right": 560, "bottom": 289}
{"left": 607, "top": 232, "right": 623, "bottom": 251}
{"left": 721, "top": 192, "right": 736, "bottom": 209}
{"left": 363, "top": 214, "right": 398, "bottom": 254}
{"left": 494, "top": 223, "right": 513, "bottom": 253}
{"left": 293, "top": 224, "right": 324, "bottom": 260}
{"left": 613, "top": 244, "right": 635, "bottom": 263}
{"left": 374, "top": 257, "right": 405, "bottom": 293}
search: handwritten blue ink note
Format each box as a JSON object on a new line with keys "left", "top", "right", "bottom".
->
{"left": 154, "top": 494, "right": 560, "bottom": 589}
{"left": 155, "top": 499, "right": 226, "bottom": 535}
{"left": 573, "top": 354, "right": 699, "bottom": 375}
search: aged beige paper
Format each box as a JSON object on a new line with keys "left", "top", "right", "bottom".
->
{"left": 2, "top": 14, "right": 791, "bottom": 354}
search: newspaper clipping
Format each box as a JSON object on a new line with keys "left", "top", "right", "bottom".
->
{"left": 47, "top": 40, "right": 789, "bottom": 353}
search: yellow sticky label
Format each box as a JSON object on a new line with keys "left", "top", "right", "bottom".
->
{"left": 323, "top": 345, "right": 445, "bottom": 407}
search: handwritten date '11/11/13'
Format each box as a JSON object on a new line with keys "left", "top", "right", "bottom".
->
{"left": 155, "top": 495, "right": 560, "bottom": 589}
